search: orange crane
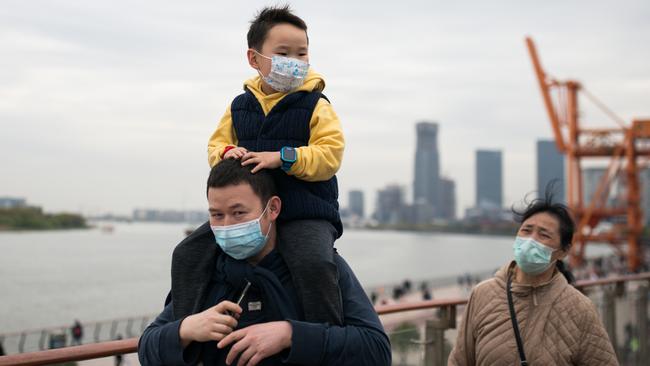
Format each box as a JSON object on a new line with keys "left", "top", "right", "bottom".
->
{"left": 525, "top": 37, "right": 650, "bottom": 271}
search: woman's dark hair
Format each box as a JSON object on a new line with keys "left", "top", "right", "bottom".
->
{"left": 512, "top": 181, "right": 576, "bottom": 284}
{"left": 247, "top": 5, "right": 308, "bottom": 51}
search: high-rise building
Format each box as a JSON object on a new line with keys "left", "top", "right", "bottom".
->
{"left": 413, "top": 122, "right": 440, "bottom": 213}
{"left": 0, "top": 197, "right": 26, "bottom": 208}
{"left": 439, "top": 177, "right": 456, "bottom": 220}
{"left": 348, "top": 190, "right": 364, "bottom": 218}
{"left": 582, "top": 167, "right": 607, "bottom": 207}
{"left": 536, "top": 139, "right": 565, "bottom": 201}
{"left": 475, "top": 150, "right": 503, "bottom": 208}
{"left": 374, "top": 185, "right": 405, "bottom": 224}
{"left": 640, "top": 168, "right": 650, "bottom": 225}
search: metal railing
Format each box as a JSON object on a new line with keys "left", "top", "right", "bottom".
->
{"left": 1, "top": 273, "right": 649, "bottom": 366}
{"left": 0, "top": 314, "right": 155, "bottom": 355}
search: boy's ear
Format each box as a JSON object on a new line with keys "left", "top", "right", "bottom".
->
{"left": 247, "top": 49, "right": 260, "bottom": 70}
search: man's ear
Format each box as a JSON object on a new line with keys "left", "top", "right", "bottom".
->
{"left": 268, "top": 196, "right": 281, "bottom": 221}
{"left": 247, "top": 49, "right": 260, "bottom": 70}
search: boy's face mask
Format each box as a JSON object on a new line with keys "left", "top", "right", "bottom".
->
{"left": 253, "top": 50, "right": 309, "bottom": 93}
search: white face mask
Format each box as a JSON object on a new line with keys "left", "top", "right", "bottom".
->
{"left": 253, "top": 50, "right": 309, "bottom": 93}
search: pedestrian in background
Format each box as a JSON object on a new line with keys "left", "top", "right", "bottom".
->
{"left": 70, "top": 320, "right": 83, "bottom": 346}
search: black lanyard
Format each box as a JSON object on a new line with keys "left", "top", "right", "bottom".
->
{"left": 507, "top": 273, "right": 529, "bottom": 366}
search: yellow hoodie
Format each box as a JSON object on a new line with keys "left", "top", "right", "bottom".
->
{"left": 207, "top": 69, "right": 344, "bottom": 182}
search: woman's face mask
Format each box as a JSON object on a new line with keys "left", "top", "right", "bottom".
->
{"left": 513, "top": 236, "right": 558, "bottom": 275}
{"left": 211, "top": 202, "right": 272, "bottom": 260}
{"left": 253, "top": 50, "right": 309, "bottom": 93}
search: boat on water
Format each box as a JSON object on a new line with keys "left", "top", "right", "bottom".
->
{"left": 100, "top": 224, "right": 115, "bottom": 233}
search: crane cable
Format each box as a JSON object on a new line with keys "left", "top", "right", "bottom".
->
{"left": 581, "top": 88, "right": 628, "bottom": 128}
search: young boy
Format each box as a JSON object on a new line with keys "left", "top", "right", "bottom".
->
{"left": 207, "top": 5, "right": 345, "bottom": 326}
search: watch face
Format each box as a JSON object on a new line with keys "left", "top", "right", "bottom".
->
{"left": 283, "top": 148, "right": 297, "bottom": 162}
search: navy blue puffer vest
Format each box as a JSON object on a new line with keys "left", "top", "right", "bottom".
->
{"left": 231, "top": 89, "right": 342, "bottom": 237}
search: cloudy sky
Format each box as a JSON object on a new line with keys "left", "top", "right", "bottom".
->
{"left": 1, "top": 0, "right": 649, "bottom": 216}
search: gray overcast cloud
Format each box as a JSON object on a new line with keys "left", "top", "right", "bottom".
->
{"left": 1, "top": 0, "right": 649, "bottom": 216}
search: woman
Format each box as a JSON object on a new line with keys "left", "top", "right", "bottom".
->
{"left": 448, "top": 193, "right": 618, "bottom": 365}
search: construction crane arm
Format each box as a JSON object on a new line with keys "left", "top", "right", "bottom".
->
{"left": 525, "top": 37, "right": 567, "bottom": 152}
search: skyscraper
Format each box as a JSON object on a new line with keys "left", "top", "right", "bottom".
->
{"left": 348, "top": 190, "right": 364, "bottom": 218}
{"left": 640, "top": 168, "right": 650, "bottom": 225}
{"left": 374, "top": 185, "right": 405, "bottom": 224}
{"left": 413, "top": 122, "right": 440, "bottom": 213}
{"left": 439, "top": 177, "right": 456, "bottom": 220}
{"left": 536, "top": 139, "right": 565, "bottom": 201}
{"left": 582, "top": 167, "right": 619, "bottom": 207}
{"left": 475, "top": 149, "right": 503, "bottom": 208}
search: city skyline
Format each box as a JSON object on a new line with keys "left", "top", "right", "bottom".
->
{"left": 2, "top": 1, "right": 649, "bottom": 217}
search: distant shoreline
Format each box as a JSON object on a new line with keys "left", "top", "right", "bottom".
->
{"left": 354, "top": 223, "right": 518, "bottom": 237}
{"left": 0, "top": 207, "right": 87, "bottom": 231}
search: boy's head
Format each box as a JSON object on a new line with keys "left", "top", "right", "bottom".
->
{"left": 246, "top": 6, "right": 310, "bottom": 92}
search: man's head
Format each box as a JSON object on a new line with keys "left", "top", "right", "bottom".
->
{"left": 207, "top": 159, "right": 281, "bottom": 263}
{"left": 246, "top": 6, "right": 309, "bottom": 91}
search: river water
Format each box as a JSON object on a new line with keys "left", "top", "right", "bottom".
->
{"left": 0, "top": 222, "right": 612, "bottom": 333}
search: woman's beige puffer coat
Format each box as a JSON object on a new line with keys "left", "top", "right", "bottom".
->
{"left": 448, "top": 261, "right": 618, "bottom": 365}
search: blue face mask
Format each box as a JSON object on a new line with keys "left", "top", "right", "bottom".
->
{"left": 254, "top": 50, "right": 309, "bottom": 93}
{"left": 211, "top": 203, "right": 272, "bottom": 260}
{"left": 513, "top": 236, "right": 557, "bottom": 275}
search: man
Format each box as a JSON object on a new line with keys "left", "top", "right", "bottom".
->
{"left": 138, "top": 159, "right": 391, "bottom": 366}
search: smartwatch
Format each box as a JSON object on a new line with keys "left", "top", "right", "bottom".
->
{"left": 280, "top": 146, "right": 297, "bottom": 172}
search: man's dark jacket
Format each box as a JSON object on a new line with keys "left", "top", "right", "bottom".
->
{"left": 137, "top": 222, "right": 391, "bottom": 366}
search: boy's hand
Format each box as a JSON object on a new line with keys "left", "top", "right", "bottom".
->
{"left": 224, "top": 147, "right": 248, "bottom": 160}
{"left": 241, "top": 152, "right": 281, "bottom": 173}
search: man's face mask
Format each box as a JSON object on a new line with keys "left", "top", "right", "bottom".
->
{"left": 211, "top": 202, "right": 272, "bottom": 260}
{"left": 253, "top": 50, "right": 309, "bottom": 93}
{"left": 513, "top": 236, "right": 558, "bottom": 275}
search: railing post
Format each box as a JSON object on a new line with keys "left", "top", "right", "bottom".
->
{"left": 18, "top": 333, "right": 26, "bottom": 353}
{"left": 140, "top": 317, "right": 149, "bottom": 333}
{"left": 39, "top": 330, "right": 47, "bottom": 350}
{"left": 602, "top": 287, "right": 618, "bottom": 355}
{"left": 423, "top": 305, "right": 456, "bottom": 366}
{"left": 126, "top": 318, "right": 134, "bottom": 338}
{"left": 636, "top": 283, "right": 648, "bottom": 366}
{"left": 110, "top": 321, "right": 118, "bottom": 340}
{"left": 94, "top": 324, "right": 101, "bottom": 343}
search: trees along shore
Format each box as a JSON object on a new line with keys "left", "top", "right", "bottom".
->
{"left": 0, "top": 207, "right": 87, "bottom": 230}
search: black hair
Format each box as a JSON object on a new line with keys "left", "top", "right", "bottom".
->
{"left": 512, "top": 181, "right": 576, "bottom": 284}
{"left": 206, "top": 159, "right": 277, "bottom": 204}
{"left": 247, "top": 5, "right": 308, "bottom": 51}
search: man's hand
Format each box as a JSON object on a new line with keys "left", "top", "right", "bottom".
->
{"left": 241, "top": 151, "right": 282, "bottom": 173}
{"left": 217, "top": 321, "right": 292, "bottom": 366}
{"left": 224, "top": 147, "right": 248, "bottom": 160}
{"left": 178, "top": 301, "right": 242, "bottom": 348}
